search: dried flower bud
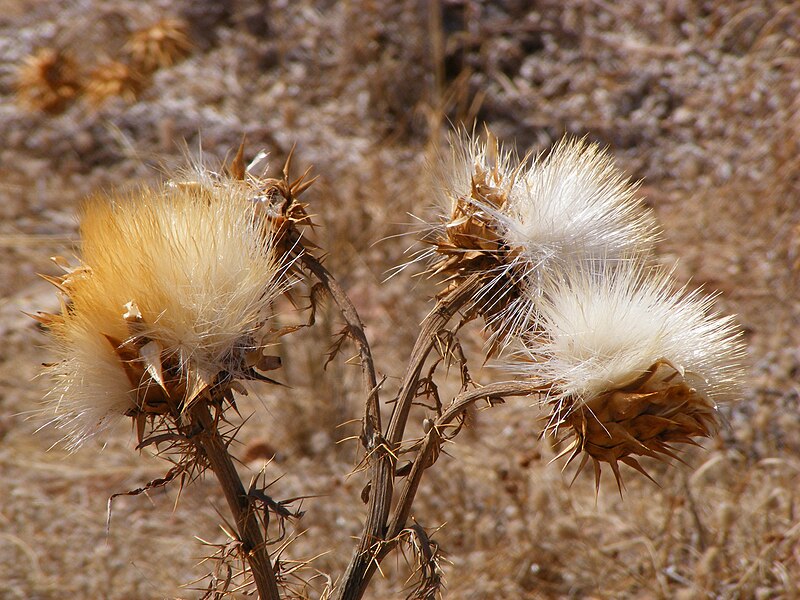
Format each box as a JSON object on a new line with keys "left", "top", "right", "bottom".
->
{"left": 37, "top": 167, "right": 292, "bottom": 449}
{"left": 510, "top": 263, "right": 745, "bottom": 488}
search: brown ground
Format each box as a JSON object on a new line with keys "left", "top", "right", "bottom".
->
{"left": 1, "top": 1, "right": 799, "bottom": 598}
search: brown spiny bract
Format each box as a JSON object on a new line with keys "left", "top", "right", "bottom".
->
{"left": 84, "top": 60, "right": 144, "bottom": 106}
{"left": 429, "top": 131, "right": 518, "bottom": 289}
{"left": 548, "top": 359, "right": 719, "bottom": 491}
{"left": 126, "top": 18, "right": 192, "bottom": 74}
{"left": 15, "top": 48, "right": 82, "bottom": 113}
{"left": 232, "top": 145, "right": 319, "bottom": 262}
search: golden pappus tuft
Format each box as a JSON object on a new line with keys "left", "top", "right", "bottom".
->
{"left": 36, "top": 165, "right": 294, "bottom": 449}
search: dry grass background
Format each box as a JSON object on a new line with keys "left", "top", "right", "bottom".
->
{"left": 1, "top": 0, "right": 799, "bottom": 598}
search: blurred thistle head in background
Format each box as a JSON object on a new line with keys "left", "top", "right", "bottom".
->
{"left": 423, "top": 128, "right": 657, "bottom": 349}
{"left": 15, "top": 47, "right": 82, "bottom": 114}
{"left": 15, "top": 17, "right": 194, "bottom": 114}
{"left": 125, "top": 18, "right": 192, "bottom": 75}
{"left": 35, "top": 165, "right": 293, "bottom": 449}
{"left": 510, "top": 262, "right": 746, "bottom": 489}
{"left": 84, "top": 60, "right": 145, "bottom": 106}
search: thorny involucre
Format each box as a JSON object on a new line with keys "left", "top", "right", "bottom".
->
{"left": 36, "top": 167, "right": 293, "bottom": 449}
{"left": 125, "top": 18, "right": 192, "bottom": 74}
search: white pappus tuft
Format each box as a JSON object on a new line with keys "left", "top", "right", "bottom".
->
{"left": 513, "top": 262, "right": 745, "bottom": 407}
{"left": 499, "top": 137, "right": 658, "bottom": 272}
{"left": 424, "top": 129, "right": 659, "bottom": 351}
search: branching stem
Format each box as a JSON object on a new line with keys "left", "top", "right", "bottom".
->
{"left": 293, "top": 244, "right": 391, "bottom": 600}
{"left": 295, "top": 250, "right": 381, "bottom": 434}
{"left": 387, "top": 274, "right": 486, "bottom": 446}
{"left": 334, "top": 274, "right": 492, "bottom": 600}
{"left": 292, "top": 231, "right": 529, "bottom": 600}
{"left": 386, "top": 380, "right": 544, "bottom": 542}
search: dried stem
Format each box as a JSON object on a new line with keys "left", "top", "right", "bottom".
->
{"left": 295, "top": 249, "right": 381, "bottom": 435}
{"left": 334, "top": 274, "right": 489, "bottom": 600}
{"left": 293, "top": 244, "right": 392, "bottom": 600}
{"left": 387, "top": 274, "right": 487, "bottom": 446}
{"left": 386, "top": 380, "right": 544, "bottom": 542}
{"left": 288, "top": 199, "right": 528, "bottom": 600}
{"left": 189, "top": 402, "right": 281, "bottom": 600}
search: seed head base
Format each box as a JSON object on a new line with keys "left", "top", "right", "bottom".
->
{"left": 430, "top": 134, "right": 529, "bottom": 343}
{"left": 432, "top": 134, "right": 513, "bottom": 277}
{"left": 548, "top": 359, "right": 719, "bottom": 492}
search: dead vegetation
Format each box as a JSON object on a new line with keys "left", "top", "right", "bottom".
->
{"left": 1, "top": 1, "right": 799, "bottom": 598}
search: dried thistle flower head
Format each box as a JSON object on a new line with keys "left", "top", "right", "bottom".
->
{"left": 425, "top": 129, "right": 657, "bottom": 347}
{"left": 36, "top": 168, "right": 292, "bottom": 449}
{"left": 84, "top": 60, "right": 144, "bottom": 106}
{"left": 15, "top": 48, "right": 82, "bottom": 113}
{"left": 512, "top": 263, "right": 745, "bottom": 489}
{"left": 126, "top": 18, "right": 192, "bottom": 74}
